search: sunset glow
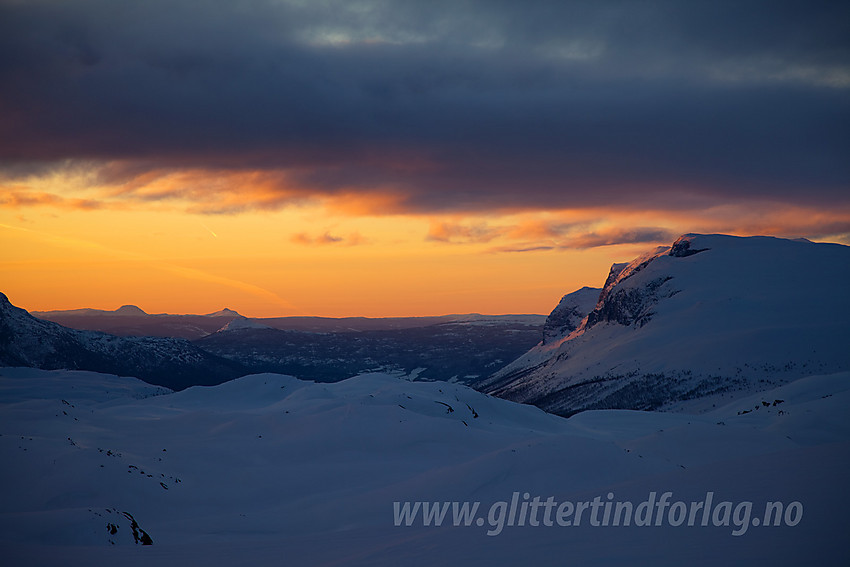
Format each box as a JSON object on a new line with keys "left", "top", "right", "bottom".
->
{"left": 1, "top": 1, "right": 848, "bottom": 317}
{"left": 0, "top": 186, "right": 632, "bottom": 316}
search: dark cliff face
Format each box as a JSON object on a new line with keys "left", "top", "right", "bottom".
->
{"left": 669, "top": 236, "right": 710, "bottom": 258}
{"left": 578, "top": 236, "right": 708, "bottom": 330}
{"left": 583, "top": 276, "right": 674, "bottom": 328}
{"left": 577, "top": 239, "right": 708, "bottom": 331}
{"left": 582, "top": 251, "right": 671, "bottom": 330}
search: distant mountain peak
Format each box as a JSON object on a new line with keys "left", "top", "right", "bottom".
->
{"left": 114, "top": 305, "right": 147, "bottom": 316}
{"left": 205, "top": 308, "right": 241, "bottom": 318}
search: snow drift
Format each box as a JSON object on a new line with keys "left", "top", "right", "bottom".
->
{"left": 1, "top": 367, "right": 848, "bottom": 566}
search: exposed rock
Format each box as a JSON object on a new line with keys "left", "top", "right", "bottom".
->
{"left": 584, "top": 276, "right": 674, "bottom": 328}
{"left": 122, "top": 511, "right": 153, "bottom": 545}
{"left": 541, "top": 287, "right": 600, "bottom": 344}
{"left": 669, "top": 235, "right": 710, "bottom": 257}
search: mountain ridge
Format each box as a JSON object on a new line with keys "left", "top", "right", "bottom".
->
{"left": 33, "top": 306, "right": 546, "bottom": 338}
{"left": 4, "top": 293, "right": 546, "bottom": 388}
{"left": 0, "top": 292, "right": 247, "bottom": 390}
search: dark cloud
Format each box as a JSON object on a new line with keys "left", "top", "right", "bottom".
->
{"left": 1, "top": 0, "right": 848, "bottom": 213}
{"left": 423, "top": 218, "right": 676, "bottom": 250}
{"left": 563, "top": 227, "right": 677, "bottom": 249}
{"left": 484, "top": 225, "right": 675, "bottom": 251}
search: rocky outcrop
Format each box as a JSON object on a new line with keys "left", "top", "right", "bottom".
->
{"left": 122, "top": 511, "right": 153, "bottom": 545}
{"left": 669, "top": 235, "right": 710, "bottom": 257}
{"left": 583, "top": 275, "right": 674, "bottom": 329}
{"left": 541, "top": 287, "right": 600, "bottom": 344}
{"left": 581, "top": 246, "right": 673, "bottom": 330}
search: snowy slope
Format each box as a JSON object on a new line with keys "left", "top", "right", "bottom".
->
{"left": 484, "top": 234, "right": 850, "bottom": 416}
{"left": 216, "top": 315, "right": 274, "bottom": 332}
{"left": 1, "top": 367, "right": 848, "bottom": 566}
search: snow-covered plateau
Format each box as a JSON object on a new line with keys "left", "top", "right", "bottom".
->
{"left": 1, "top": 367, "right": 848, "bottom": 566}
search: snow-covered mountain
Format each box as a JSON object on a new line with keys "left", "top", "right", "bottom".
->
{"left": 484, "top": 234, "right": 850, "bottom": 416}
{"left": 2, "top": 366, "right": 848, "bottom": 565}
{"left": 0, "top": 293, "right": 246, "bottom": 390}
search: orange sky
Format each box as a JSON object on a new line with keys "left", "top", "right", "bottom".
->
{"left": 1, "top": 2, "right": 848, "bottom": 318}
{"left": 2, "top": 166, "right": 848, "bottom": 317}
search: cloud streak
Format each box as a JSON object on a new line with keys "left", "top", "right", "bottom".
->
{"left": 486, "top": 226, "right": 676, "bottom": 252}
{"left": 426, "top": 221, "right": 503, "bottom": 244}
{"left": 0, "top": 189, "right": 108, "bottom": 211}
{"left": 291, "top": 231, "right": 366, "bottom": 246}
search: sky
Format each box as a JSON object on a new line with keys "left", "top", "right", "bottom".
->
{"left": 1, "top": 0, "right": 848, "bottom": 317}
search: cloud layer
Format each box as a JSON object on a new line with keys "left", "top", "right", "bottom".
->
{"left": 1, "top": 0, "right": 848, "bottom": 218}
